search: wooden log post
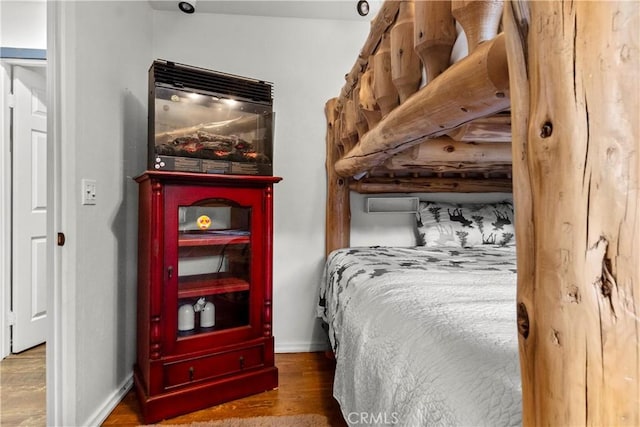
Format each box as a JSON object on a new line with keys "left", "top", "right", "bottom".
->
{"left": 359, "top": 66, "right": 382, "bottom": 129}
{"left": 340, "top": 95, "right": 359, "bottom": 152}
{"left": 414, "top": 0, "right": 457, "bottom": 84}
{"left": 333, "top": 101, "right": 345, "bottom": 154}
{"left": 335, "top": 32, "right": 509, "bottom": 177}
{"left": 451, "top": 0, "right": 503, "bottom": 53}
{"left": 390, "top": 0, "right": 422, "bottom": 103}
{"left": 504, "top": 1, "right": 640, "bottom": 425}
{"left": 373, "top": 32, "right": 400, "bottom": 117}
{"left": 325, "top": 98, "right": 351, "bottom": 256}
{"left": 353, "top": 81, "right": 369, "bottom": 139}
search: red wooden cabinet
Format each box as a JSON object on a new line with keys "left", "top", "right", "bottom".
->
{"left": 133, "top": 171, "right": 281, "bottom": 423}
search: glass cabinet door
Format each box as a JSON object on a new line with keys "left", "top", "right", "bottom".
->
{"left": 175, "top": 199, "right": 251, "bottom": 336}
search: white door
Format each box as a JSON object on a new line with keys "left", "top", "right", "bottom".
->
{"left": 11, "top": 65, "right": 48, "bottom": 353}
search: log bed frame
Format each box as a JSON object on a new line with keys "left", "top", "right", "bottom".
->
{"left": 324, "top": 1, "right": 639, "bottom": 425}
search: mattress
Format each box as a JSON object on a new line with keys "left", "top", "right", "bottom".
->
{"left": 317, "top": 246, "right": 521, "bottom": 427}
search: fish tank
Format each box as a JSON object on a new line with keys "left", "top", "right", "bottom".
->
{"left": 148, "top": 60, "right": 274, "bottom": 175}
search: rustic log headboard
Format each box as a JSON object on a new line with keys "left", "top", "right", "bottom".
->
{"left": 325, "top": 0, "right": 512, "bottom": 254}
{"left": 325, "top": 1, "right": 640, "bottom": 425}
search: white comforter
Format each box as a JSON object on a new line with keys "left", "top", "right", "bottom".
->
{"left": 318, "top": 246, "right": 521, "bottom": 427}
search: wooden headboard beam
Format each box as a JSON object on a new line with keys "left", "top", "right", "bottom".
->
{"left": 382, "top": 137, "right": 511, "bottom": 173}
{"left": 350, "top": 176, "right": 512, "bottom": 193}
{"left": 335, "top": 32, "right": 509, "bottom": 177}
{"left": 447, "top": 112, "right": 511, "bottom": 142}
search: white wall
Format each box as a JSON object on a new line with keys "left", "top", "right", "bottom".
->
{"left": 52, "top": 1, "right": 152, "bottom": 424}
{"left": 50, "top": 3, "right": 366, "bottom": 423}
{"left": 152, "top": 11, "right": 369, "bottom": 352}
{"left": 0, "top": 0, "right": 47, "bottom": 49}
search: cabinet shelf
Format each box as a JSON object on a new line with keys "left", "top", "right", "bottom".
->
{"left": 179, "top": 232, "right": 250, "bottom": 247}
{"left": 179, "top": 274, "right": 250, "bottom": 299}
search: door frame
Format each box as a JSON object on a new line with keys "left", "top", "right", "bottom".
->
{"left": 0, "top": 60, "right": 12, "bottom": 361}
{"left": 47, "top": 1, "right": 69, "bottom": 424}
{"left": 0, "top": 2, "right": 67, "bottom": 424}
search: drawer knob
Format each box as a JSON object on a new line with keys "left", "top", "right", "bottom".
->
{"left": 239, "top": 356, "right": 245, "bottom": 369}
{"left": 189, "top": 366, "right": 194, "bottom": 381}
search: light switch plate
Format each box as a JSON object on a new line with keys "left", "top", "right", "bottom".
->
{"left": 81, "top": 179, "right": 97, "bottom": 205}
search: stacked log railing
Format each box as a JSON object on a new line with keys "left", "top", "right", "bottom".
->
{"left": 325, "top": 0, "right": 511, "bottom": 255}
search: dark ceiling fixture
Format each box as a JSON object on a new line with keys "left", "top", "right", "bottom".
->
{"left": 178, "top": 1, "right": 196, "bottom": 14}
{"left": 357, "top": 0, "right": 370, "bottom": 16}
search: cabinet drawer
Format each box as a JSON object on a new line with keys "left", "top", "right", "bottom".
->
{"left": 164, "top": 345, "right": 264, "bottom": 389}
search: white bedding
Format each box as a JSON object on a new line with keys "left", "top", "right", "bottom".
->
{"left": 317, "top": 246, "right": 521, "bottom": 427}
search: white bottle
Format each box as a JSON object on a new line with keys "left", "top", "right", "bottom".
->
{"left": 178, "top": 304, "right": 195, "bottom": 331}
{"left": 200, "top": 301, "right": 216, "bottom": 328}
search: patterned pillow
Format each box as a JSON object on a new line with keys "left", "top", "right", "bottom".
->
{"left": 415, "top": 201, "right": 515, "bottom": 248}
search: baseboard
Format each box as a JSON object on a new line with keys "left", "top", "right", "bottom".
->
{"left": 275, "top": 340, "right": 329, "bottom": 353}
{"left": 81, "top": 373, "right": 133, "bottom": 426}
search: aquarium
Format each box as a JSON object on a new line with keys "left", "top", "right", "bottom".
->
{"left": 148, "top": 60, "right": 274, "bottom": 175}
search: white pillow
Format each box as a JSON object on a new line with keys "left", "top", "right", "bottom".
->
{"left": 415, "top": 201, "right": 515, "bottom": 248}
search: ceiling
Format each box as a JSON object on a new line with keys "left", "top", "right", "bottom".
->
{"left": 148, "top": 0, "right": 383, "bottom": 21}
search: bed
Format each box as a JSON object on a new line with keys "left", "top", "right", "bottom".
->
{"left": 318, "top": 200, "right": 521, "bottom": 426}
{"left": 321, "top": 2, "right": 521, "bottom": 424}
{"left": 322, "top": 1, "right": 638, "bottom": 425}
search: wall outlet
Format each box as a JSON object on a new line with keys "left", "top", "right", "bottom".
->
{"left": 81, "top": 179, "right": 97, "bottom": 205}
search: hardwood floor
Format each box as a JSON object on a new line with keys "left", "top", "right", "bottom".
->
{"left": 0, "top": 347, "right": 344, "bottom": 426}
{"left": 0, "top": 344, "right": 46, "bottom": 427}
{"left": 103, "top": 352, "right": 347, "bottom": 426}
